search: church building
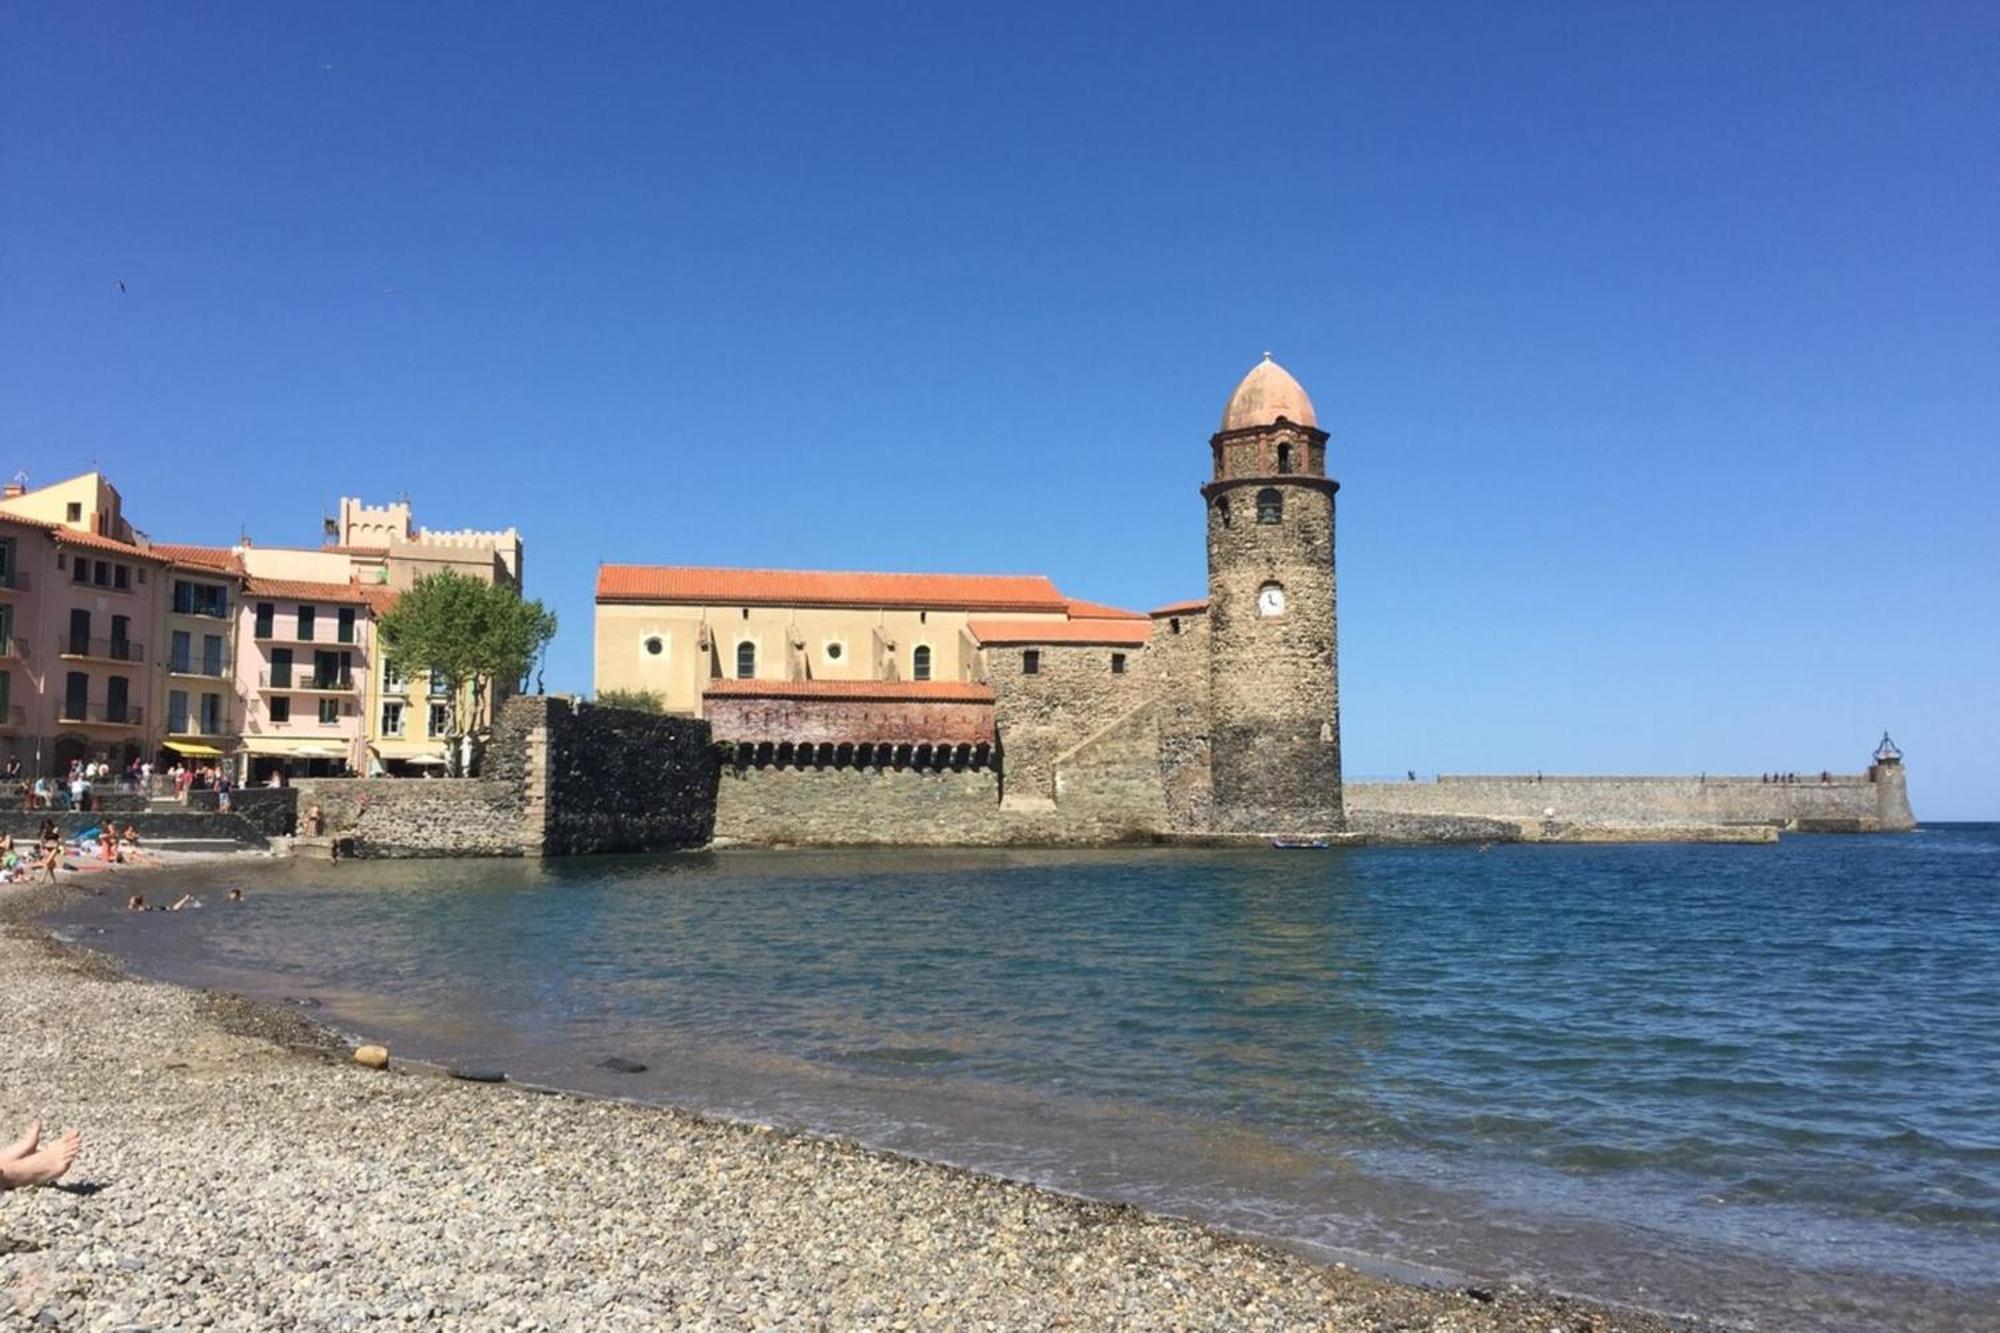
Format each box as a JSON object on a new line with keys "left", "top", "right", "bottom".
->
{"left": 593, "top": 357, "right": 1344, "bottom": 841}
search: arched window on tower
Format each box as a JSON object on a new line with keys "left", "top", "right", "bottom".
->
{"left": 1277, "top": 442, "right": 1292, "bottom": 472}
{"left": 1257, "top": 488, "right": 1283, "bottom": 524}
{"left": 912, "top": 645, "right": 932, "bottom": 681}
{"left": 735, "top": 640, "right": 756, "bottom": 679}
{"left": 1216, "top": 495, "right": 1232, "bottom": 528}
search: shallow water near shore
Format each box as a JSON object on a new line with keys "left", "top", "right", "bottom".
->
{"left": 55, "top": 827, "right": 2000, "bottom": 1331}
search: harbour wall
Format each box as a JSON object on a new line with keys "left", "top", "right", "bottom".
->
{"left": 712, "top": 702, "right": 1167, "bottom": 847}
{"left": 1345, "top": 767, "right": 1915, "bottom": 833}
{"left": 294, "top": 697, "right": 714, "bottom": 857}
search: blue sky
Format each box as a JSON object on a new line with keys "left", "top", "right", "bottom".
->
{"left": 4, "top": 4, "right": 1995, "bottom": 816}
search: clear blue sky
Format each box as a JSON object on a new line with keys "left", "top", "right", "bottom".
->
{"left": 4, "top": 4, "right": 1994, "bottom": 817}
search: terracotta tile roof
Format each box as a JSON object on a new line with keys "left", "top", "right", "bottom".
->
{"left": 703, "top": 679, "right": 995, "bottom": 703}
{"left": 358, "top": 585, "right": 401, "bottom": 615}
{"left": 966, "top": 618, "right": 1153, "bottom": 647}
{"left": 1064, "top": 598, "right": 1146, "bottom": 621}
{"left": 51, "top": 527, "right": 165, "bottom": 561}
{"left": 152, "top": 543, "right": 244, "bottom": 575}
{"left": 242, "top": 577, "right": 376, "bottom": 606}
{"left": 598, "top": 565, "right": 1069, "bottom": 613}
{"left": 1149, "top": 598, "right": 1210, "bottom": 618}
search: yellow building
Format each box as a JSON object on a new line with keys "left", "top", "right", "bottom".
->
{"left": 594, "top": 566, "right": 1094, "bottom": 716}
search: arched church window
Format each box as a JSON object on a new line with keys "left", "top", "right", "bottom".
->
{"left": 735, "top": 640, "right": 756, "bottom": 679}
{"left": 1216, "top": 495, "right": 1232, "bottom": 527}
{"left": 1277, "top": 442, "right": 1292, "bottom": 472}
{"left": 912, "top": 645, "right": 932, "bottom": 681}
{"left": 1257, "top": 488, "right": 1283, "bottom": 524}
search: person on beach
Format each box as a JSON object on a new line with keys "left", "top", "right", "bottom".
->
{"left": 36, "top": 844, "right": 63, "bottom": 884}
{"left": 37, "top": 818, "right": 58, "bottom": 848}
{"left": 0, "top": 1121, "right": 82, "bottom": 1191}
{"left": 226, "top": 888, "right": 243, "bottom": 902}
{"left": 127, "top": 893, "right": 146, "bottom": 911}
{"left": 303, "top": 802, "right": 325, "bottom": 836}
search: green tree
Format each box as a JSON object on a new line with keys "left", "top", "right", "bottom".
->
{"left": 376, "top": 571, "right": 557, "bottom": 774}
{"left": 596, "top": 688, "right": 665, "bottom": 714}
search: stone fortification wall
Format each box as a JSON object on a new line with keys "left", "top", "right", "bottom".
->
{"left": 1341, "top": 810, "right": 1522, "bottom": 843}
{"left": 1034, "top": 702, "right": 1169, "bottom": 842}
{"left": 530, "top": 696, "right": 716, "bottom": 855}
{"left": 294, "top": 696, "right": 714, "bottom": 858}
{"left": 1346, "top": 767, "right": 1915, "bottom": 832}
{"left": 0, "top": 811, "right": 271, "bottom": 846}
{"left": 1148, "top": 611, "right": 1211, "bottom": 831}
{"left": 290, "top": 776, "right": 523, "bottom": 857}
{"left": 987, "top": 640, "right": 1151, "bottom": 802}
{"left": 186, "top": 787, "right": 297, "bottom": 837}
{"left": 714, "top": 763, "right": 1003, "bottom": 846}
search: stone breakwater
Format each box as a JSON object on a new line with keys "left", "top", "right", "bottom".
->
{"left": 0, "top": 890, "right": 1691, "bottom": 1332}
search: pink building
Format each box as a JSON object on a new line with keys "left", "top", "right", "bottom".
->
{"left": 0, "top": 475, "right": 165, "bottom": 775}
{"left": 236, "top": 578, "right": 373, "bottom": 782}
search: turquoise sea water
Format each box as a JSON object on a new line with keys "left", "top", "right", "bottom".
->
{"left": 61, "top": 827, "right": 2000, "bottom": 1331}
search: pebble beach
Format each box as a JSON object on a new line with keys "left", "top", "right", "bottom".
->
{"left": 0, "top": 875, "right": 1692, "bottom": 1332}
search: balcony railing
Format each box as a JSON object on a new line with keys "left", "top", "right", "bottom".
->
{"left": 60, "top": 637, "right": 145, "bottom": 664}
{"left": 57, "top": 703, "right": 145, "bottom": 727}
{"left": 0, "top": 569, "right": 27, "bottom": 592}
{"left": 165, "top": 718, "right": 234, "bottom": 738}
{"left": 257, "top": 670, "right": 356, "bottom": 691}
{"left": 166, "top": 655, "right": 233, "bottom": 678}
{"left": 253, "top": 625, "right": 361, "bottom": 646}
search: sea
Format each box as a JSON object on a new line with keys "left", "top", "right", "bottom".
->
{"left": 52, "top": 826, "right": 2000, "bottom": 1331}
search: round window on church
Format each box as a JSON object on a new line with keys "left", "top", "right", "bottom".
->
{"left": 642, "top": 635, "right": 665, "bottom": 656}
{"left": 825, "top": 641, "right": 845, "bottom": 662}
{"left": 1256, "top": 582, "right": 1286, "bottom": 618}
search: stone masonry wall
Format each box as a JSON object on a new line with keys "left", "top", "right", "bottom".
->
{"left": 294, "top": 696, "right": 715, "bottom": 858}
{"left": 1148, "top": 611, "right": 1211, "bottom": 831}
{"left": 1204, "top": 474, "right": 1342, "bottom": 834}
{"left": 290, "top": 776, "right": 523, "bottom": 857}
{"left": 714, "top": 762, "right": 1004, "bottom": 845}
{"left": 1345, "top": 770, "right": 1916, "bottom": 832}
{"left": 987, "top": 641, "right": 1151, "bottom": 802}
{"left": 535, "top": 696, "right": 716, "bottom": 855}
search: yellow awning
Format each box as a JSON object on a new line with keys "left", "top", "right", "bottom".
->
{"left": 163, "top": 741, "right": 226, "bottom": 757}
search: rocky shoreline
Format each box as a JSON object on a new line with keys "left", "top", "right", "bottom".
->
{"left": 0, "top": 872, "right": 1695, "bottom": 1331}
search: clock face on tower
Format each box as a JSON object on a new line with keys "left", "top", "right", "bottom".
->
{"left": 1257, "top": 583, "right": 1286, "bottom": 618}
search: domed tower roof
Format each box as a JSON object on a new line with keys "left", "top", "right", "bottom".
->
{"left": 1219, "top": 353, "right": 1317, "bottom": 432}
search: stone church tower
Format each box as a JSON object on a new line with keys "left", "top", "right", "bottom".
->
{"left": 1202, "top": 355, "right": 1344, "bottom": 834}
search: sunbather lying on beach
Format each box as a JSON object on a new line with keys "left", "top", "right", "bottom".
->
{"left": 0, "top": 1121, "right": 82, "bottom": 1190}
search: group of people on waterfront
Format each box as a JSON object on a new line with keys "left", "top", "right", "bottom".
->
{"left": 8, "top": 757, "right": 237, "bottom": 813}
{"left": 1762, "top": 771, "right": 1834, "bottom": 784}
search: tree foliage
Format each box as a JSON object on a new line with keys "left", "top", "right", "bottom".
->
{"left": 376, "top": 571, "right": 557, "bottom": 754}
{"left": 597, "top": 688, "right": 666, "bottom": 714}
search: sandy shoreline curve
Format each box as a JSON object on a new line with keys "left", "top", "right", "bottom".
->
{"left": 1, "top": 861, "right": 1694, "bottom": 1331}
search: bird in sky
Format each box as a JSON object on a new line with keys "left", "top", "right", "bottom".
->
{"left": 116, "top": 281, "right": 126, "bottom": 293}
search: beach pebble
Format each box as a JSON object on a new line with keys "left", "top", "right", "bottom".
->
{"left": 353, "top": 1044, "right": 389, "bottom": 1069}
{"left": 597, "top": 1057, "right": 647, "bottom": 1074}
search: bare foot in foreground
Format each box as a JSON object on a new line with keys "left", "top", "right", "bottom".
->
{"left": 0, "top": 1128, "right": 81, "bottom": 1189}
{"left": 1, "top": 1120, "right": 40, "bottom": 1161}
